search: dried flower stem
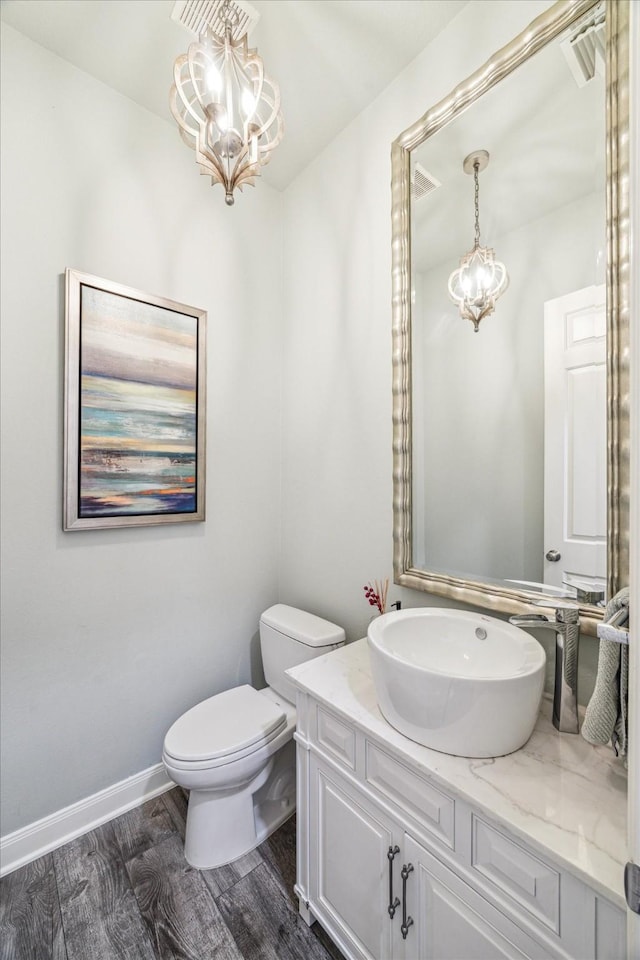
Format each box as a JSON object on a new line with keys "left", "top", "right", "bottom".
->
{"left": 363, "top": 577, "right": 389, "bottom": 615}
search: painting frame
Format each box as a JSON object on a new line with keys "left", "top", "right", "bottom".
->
{"left": 63, "top": 268, "right": 206, "bottom": 531}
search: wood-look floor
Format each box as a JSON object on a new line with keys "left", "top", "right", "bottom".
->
{"left": 0, "top": 788, "right": 345, "bottom": 960}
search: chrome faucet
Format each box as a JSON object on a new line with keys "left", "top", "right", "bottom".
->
{"left": 509, "top": 605, "right": 580, "bottom": 734}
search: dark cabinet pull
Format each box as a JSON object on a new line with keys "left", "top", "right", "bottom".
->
{"left": 387, "top": 845, "right": 400, "bottom": 918}
{"left": 400, "top": 863, "right": 414, "bottom": 940}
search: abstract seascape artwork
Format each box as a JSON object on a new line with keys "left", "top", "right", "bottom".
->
{"left": 64, "top": 269, "right": 206, "bottom": 530}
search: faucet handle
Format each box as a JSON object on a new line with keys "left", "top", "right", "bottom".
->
{"left": 530, "top": 597, "right": 580, "bottom": 610}
{"left": 529, "top": 597, "right": 579, "bottom": 608}
{"left": 510, "top": 599, "right": 581, "bottom": 627}
{"left": 529, "top": 598, "right": 581, "bottom": 623}
{"left": 509, "top": 613, "right": 550, "bottom": 625}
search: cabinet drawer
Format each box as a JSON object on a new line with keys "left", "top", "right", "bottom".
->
{"left": 314, "top": 704, "right": 356, "bottom": 771}
{"left": 365, "top": 740, "right": 454, "bottom": 849}
{"left": 471, "top": 815, "right": 560, "bottom": 933}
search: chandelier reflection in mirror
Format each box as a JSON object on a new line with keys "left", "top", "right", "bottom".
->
{"left": 170, "top": 0, "right": 283, "bottom": 205}
{"left": 447, "top": 150, "right": 509, "bottom": 331}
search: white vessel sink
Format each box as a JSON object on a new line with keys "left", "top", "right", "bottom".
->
{"left": 367, "top": 608, "right": 545, "bottom": 758}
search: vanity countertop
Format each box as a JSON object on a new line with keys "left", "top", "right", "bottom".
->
{"left": 287, "top": 637, "right": 628, "bottom": 909}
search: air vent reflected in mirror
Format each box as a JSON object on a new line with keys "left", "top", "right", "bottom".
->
{"left": 411, "top": 163, "right": 441, "bottom": 201}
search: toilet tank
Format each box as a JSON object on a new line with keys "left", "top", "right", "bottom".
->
{"left": 260, "top": 604, "right": 345, "bottom": 704}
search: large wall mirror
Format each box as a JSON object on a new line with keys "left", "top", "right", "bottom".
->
{"left": 391, "top": 0, "right": 629, "bottom": 632}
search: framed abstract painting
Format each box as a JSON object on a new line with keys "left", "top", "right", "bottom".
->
{"left": 63, "top": 269, "right": 206, "bottom": 530}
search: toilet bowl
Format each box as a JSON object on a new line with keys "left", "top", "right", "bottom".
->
{"left": 162, "top": 605, "right": 345, "bottom": 869}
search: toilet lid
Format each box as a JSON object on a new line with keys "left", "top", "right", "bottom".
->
{"left": 163, "top": 685, "right": 287, "bottom": 763}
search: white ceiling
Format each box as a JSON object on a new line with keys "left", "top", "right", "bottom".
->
{"left": 0, "top": 0, "right": 467, "bottom": 190}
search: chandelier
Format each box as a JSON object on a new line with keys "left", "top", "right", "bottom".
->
{"left": 447, "top": 150, "right": 508, "bottom": 331}
{"left": 170, "top": 0, "right": 283, "bottom": 205}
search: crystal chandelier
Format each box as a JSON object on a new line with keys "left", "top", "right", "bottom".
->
{"left": 170, "top": 0, "right": 283, "bottom": 205}
{"left": 447, "top": 150, "right": 508, "bottom": 331}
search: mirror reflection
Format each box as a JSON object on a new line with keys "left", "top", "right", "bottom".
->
{"left": 410, "top": 6, "right": 606, "bottom": 602}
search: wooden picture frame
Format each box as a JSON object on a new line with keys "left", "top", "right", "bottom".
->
{"left": 63, "top": 269, "right": 206, "bottom": 530}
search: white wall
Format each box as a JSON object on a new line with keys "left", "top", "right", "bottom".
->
{"left": 0, "top": 25, "right": 283, "bottom": 835}
{"left": 2, "top": 0, "right": 630, "bottom": 839}
{"left": 278, "top": 0, "right": 608, "bottom": 702}
{"left": 279, "top": 0, "right": 558, "bottom": 640}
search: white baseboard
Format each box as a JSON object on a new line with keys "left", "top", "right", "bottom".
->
{"left": 0, "top": 762, "right": 174, "bottom": 877}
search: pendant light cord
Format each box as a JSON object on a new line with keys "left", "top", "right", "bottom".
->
{"left": 474, "top": 161, "right": 481, "bottom": 250}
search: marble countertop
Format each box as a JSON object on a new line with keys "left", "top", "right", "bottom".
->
{"left": 288, "top": 638, "right": 628, "bottom": 909}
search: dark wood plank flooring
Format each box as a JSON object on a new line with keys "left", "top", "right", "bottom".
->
{"left": 0, "top": 788, "right": 345, "bottom": 960}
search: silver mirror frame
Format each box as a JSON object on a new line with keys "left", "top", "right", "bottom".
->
{"left": 391, "top": 0, "right": 630, "bottom": 634}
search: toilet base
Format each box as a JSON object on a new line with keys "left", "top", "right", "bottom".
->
{"left": 183, "top": 740, "right": 297, "bottom": 869}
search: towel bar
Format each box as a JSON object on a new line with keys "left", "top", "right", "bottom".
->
{"left": 596, "top": 623, "right": 630, "bottom": 645}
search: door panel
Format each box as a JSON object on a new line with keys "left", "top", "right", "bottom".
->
{"left": 404, "top": 836, "right": 557, "bottom": 960}
{"left": 544, "top": 285, "right": 606, "bottom": 594}
{"left": 310, "top": 758, "right": 396, "bottom": 960}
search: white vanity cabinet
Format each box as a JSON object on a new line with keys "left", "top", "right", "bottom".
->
{"left": 292, "top": 685, "right": 627, "bottom": 960}
{"left": 308, "top": 755, "right": 552, "bottom": 960}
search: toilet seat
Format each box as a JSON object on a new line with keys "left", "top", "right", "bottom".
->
{"left": 163, "top": 684, "right": 286, "bottom": 767}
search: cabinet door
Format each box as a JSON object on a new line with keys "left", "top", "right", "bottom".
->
{"left": 403, "top": 836, "right": 558, "bottom": 960}
{"left": 309, "top": 756, "right": 400, "bottom": 960}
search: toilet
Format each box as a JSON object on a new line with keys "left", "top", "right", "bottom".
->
{"left": 162, "top": 604, "right": 345, "bottom": 869}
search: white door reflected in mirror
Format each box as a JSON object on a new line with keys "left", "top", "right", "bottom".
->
{"left": 544, "top": 284, "right": 606, "bottom": 597}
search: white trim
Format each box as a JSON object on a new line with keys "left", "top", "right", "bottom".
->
{"left": 628, "top": 1, "right": 639, "bottom": 954}
{"left": 0, "top": 763, "right": 173, "bottom": 877}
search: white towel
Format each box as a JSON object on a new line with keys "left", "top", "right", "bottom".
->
{"left": 581, "top": 587, "right": 629, "bottom": 756}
